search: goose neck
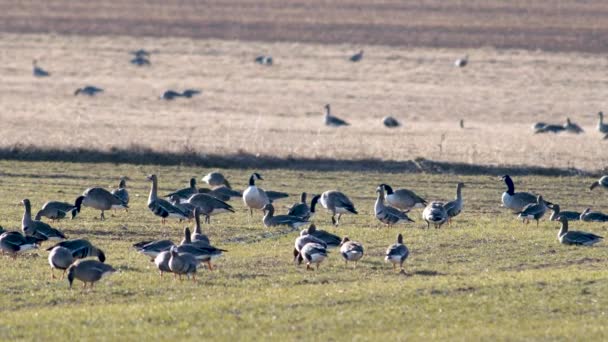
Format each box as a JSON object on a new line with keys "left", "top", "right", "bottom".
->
{"left": 148, "top": 178, "right": 158, "bottom": 204}
{"left": 504, "top": 177, "right": 515, "bottom": 195}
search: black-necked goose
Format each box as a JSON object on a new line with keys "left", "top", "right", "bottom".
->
{"left": 46, "top": 239, "right": 105, "bottom": 262}
{"left": 517, "top": 195, "right": 550, "bottom": 226}
{"left": 580, "top": 208, "right": 608, "bottom": 222}
{"left": 589, "top": 176, "right": 608, "bottom": 191}
{"left": 202, "top": 172, "right": 231, "bottom": 188}
{"left": 166, "top": 177, "right": 198, "bottom": 202}
{"left": 243, "top": 172, "right": 270, "bottom": 215}
{"left": 262, "top": 204, "right": 310, "bottom": 229}
{"left": 500, "top": 175, "right": 537, "bottom": 212}
{"left": 74, "top": 86, "right": 103, "bottom": 96}
{"left": 339, "top": 237, "right": 364, "bottom": 268}
{"left": 67, "top": 259, "right": 116, "bottom": 289}
{"left": 597, "top": 112, "right": 608, "bottom": 134}
{"left": 563, "top": 118, "right": 584, "bottom": 134}
{"left": 35, "top": 196, "right": 84, "bottom": 221}
{"left": 375, "top": 186, "right": 414, "bottom": 227}
{"left": 133, "top": 239, "right": 175, "bottom": 260}
{"left": 548, "top": 204, "right": 580, "bottom": 221}
{"left": 168, "top": 246, "right": 198, "bottom": 281}
{"left": 293, "top": 226, "right": 327, "bottom": 264}
{"left": 557, "top": 216, "right": 603, "bottom": 246}
{"left": 111, "top": 178, "right": 129, "bottom": 209}
{"left": 320, "top": 190, "right": 357, "bottom": 226}
{"left": 324, "top": 104, "right": 349, "bottom": 127}
{"left": 82, "top": 187, "right": 128, "bottom": 220}
{"left": 422, "top": 201, "right": 448, "bottom": 229}
{"left": 385, "top": 234, "right": 409, "bottom": 272}
{"left": 186, "top": 193, "right": 234, "bottom": 224}
{"left": 21, "top": 199, "right": 66, "bottom": 241}
{"left": 300, "top": 242, "right": 328, "bottom": 270}
{"left": 349, "top": 50, "right": 364, "bottom": 62}
{"left": 32, "top": 59, "right": 50, "bottom": 77}
{"left": 382, "top": 116, "right": 400, "bottom": 128}
{"left": 454, "top": 55, "right": 468, "bottom": 67}
{"left": 48, "top": 246, "right": 74, "bottom": 279}
{"left": 379, "top": 184, "right": 426, "bottom": 211}
{"left": 146, "top": 174, "right": 189, "bottom": 224}
{"left": 0, "top": 231, "right": 39, "bottom": 259}
{"left": 443, "top": 182, "right": 465, "bottom": 224}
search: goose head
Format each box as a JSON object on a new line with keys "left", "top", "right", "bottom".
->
{"left": 146, "top": 174, "right": 157, "bottom": 182}
{"left": 380, "top": 184, "right": 394, "bottom": 194}
{"left": 67, "top": 264, "right": 76, "bottom": 288}
{"left": 74, "top": 88, "right": 82, "bottom": 96}
{"left": 307, "top": 224, "right": 317, "bottom": 234}
{"left": 396, "top": 233, "right": 403, "bottom": 244}
{"left": 339, "top": 236, "right": 351, "bottom": 247}
{"left": 119, "top": 178, "right": 127, "bottom": 188}
{"left": 189, "top": 178, "right": 197, "bottom": 188}
{"left": 375, "top": 186, "right": 385, "bottom": 199}
{"left": 324, "top": 104, "right": 331, "bottom": 115}
{"left": 249, "top": 172, "right": 263, "bottom": 185}
{"left": 262, "top": 203, "right": 274, "bottom": 215}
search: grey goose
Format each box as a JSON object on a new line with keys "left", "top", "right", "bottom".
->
{"left": 202, "top": 172, "right": 231, "bottom": 188}
{"left": 82, "top": 187, "right": 128, "bottom": 220}
{"left": 443, "top": 182, "right": 465, "bottom": 224}
{"left": 48, "top": 246, "right": 74, "bottom": 279}
{"left": 168, "top": 246, "right": 198, "bottom": 281}
{"left": 0, "top": 231, "right": 39, "bottom": 258}
{"left": 74, "top": 86, "right": 103, "bottom": 96}
{"left": 111, "top": 178, "right": 129, "bottom": 209}
{"left": 349, "top": 50, "right": 364, "bottom": 62}
{"left": 375, "top": 186, "right": 414, "bottom": 226}
{"left": 262, "top": 203, "right": 309, "bottom": 229}
{"left": 517, "top": 195, "right": 551, "bottom": 226}
{"left": 580, "top": 208, "right": 608, "bottom": 222}
{"left": 548, "top": 204, "right": 580, "bottom": 221}
{"left": 501, "top": 175, "right": 537, "bottom": 212}
{"left": 146, "top": 174, "right": 189, "bottom": 223}
{"left": 67, "top": 259, "right": 116, "bottom": 289}
{"left": 556, "top": 216, "right": 603, "bottom": 246}
{"left": 46, "top": 239, "right": 105, "bottom": 262}
{"left": 35, "top": 196, "right": 84, "bottom": 221}
{"left": 324, "top": 104, "right": 349, "bottom": 127}
{"left": 299, "top": 242, "right": 328, "bottom": 270}
{"left": 32, "top": 59, "right": 50, "bottom": 77}
{"left": 379, "top": 184, "right": 426, "bottom": 211}
{"left": 165, "top": 177, "right": 198, "bottom": 202}
{"left": 186, "top": 192, "right": 234, "bottom": 224}
{"left": 339, "top": 237, "right": 364, "bottom": 268}
{"left": 589, "top": 176, "right": 608, "bottom": 191}
{"left": 21, "top": 199, "right": 66, "bottom": 241}
{"left": 385, "top": 234, "right": 409, "bottom": 272}
{"left": 320, "top": 190, "right": 358, "bottom": 226}
{"left": 422, "top": 201, "right": 448, "bottom": 229}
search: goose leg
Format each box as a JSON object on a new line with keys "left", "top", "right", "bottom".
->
{"left": 426, "top": 221, "right": 430, "bottom": 229}
{"left": 249, "top": 208, "right": 253, "bottom": 217}
{"left": 61, "top": 269, "right": 66, "bottom": 280}
{"left": 337, "top": 214, "right": 342, "bottom": 226}
{"left": 50, "top": 268, "right": 55, "bottom": 280}
{"left": 100, "top": 211, "right": 105, "bottom": 221}
{"left": 206, "top": 261, "right": 214, "bottom": 271}
{"left": 331, "top": 215, "right": 336, "bottom": 226}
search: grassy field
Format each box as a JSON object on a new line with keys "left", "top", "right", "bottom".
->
{"left": 1, "top": 160, "right": 608, "bottom": 340}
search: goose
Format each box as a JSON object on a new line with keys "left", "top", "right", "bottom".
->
{"left": 380, "top": 184, "right": 426, "bottom": 210}
{"left": 130, "top": 49, "right": 150, "bottom": 57}
{"left": 111, "top": 178, "right": 129, "bottom": 209}
{"left": 190, "top": 208, "right": 210, "bottom": 246}
{"left": 534, "top": 124, "right": 565, "bottom": 134}
{"left": 254, "top": 55, "right": 273, "bottom": 65}
{"left": 443, "top": 182, "right": 465, "bottom": 224}
{"left": 146, "top": 174, "right": 189, "bottom": 224}
{"left": 339, "top": 237, "right": 364, "bottom": 268}
{"left": 589, "top": 176, "right": 608, "bottom": 191}
{"left": 454, "top": 55, "right": 468, "bottom": 67}
{"left": 500, "top": 175, "right": 537, "bottom": 212}
{"left": 199, "top": 186, "right": 242, "bottom": 201}
{"left": 67, "top": 259, "right": 116, "bottom": 289}
{"left": 517, "top": 195, "right": 550, "bottom": 226}
{"left": 186, "top": 193, "right": 234, "bottom": 223}
{"left": 182, "top": 89, "right": 201, "bottom": 98}
{"left": 375, "top": 186, "right": 415, "bottom": 227}
{"left": 293, "top": 226, "right": 327, "bottom": 264}
{"left": 299, "top": 242, "right": 328, "bottom": 270}
{"left": 382, "top": 116, "right": 400, "bottom": 128}
{"left": 168, "top": 246, "right": 198, "bottom": 281}
{"left": 175, "top": 242, "right": 226, "bottom": 271}
{"left": 320, "top": 190, "right": 357, "bottom": 226}
{"left": 597, "top": 112, "right": 608, "bottom": 134}
{"left": 74, "top": 86, "right": 103, "bottom": 96}
{"left": 563, "top": 118, "right": 584, "bottom": 134}
{"left": 133, "top": 239, "right": 175, "bottom": 260}
{"left": 288, "top": 193, "right": 320, "bottom": 221}
{"left": 580, "top": 208, "right": 608, "bottom": 222}
{"left": 35, "top": 196, "right": 84, "bottom": 221}
{"left": 0, "top": 231, "right": 39, "bottom": 259}
{"left": 160, "top": 90, "right": 183, "bottom": 100}
{"left": 385, "top": 233, "right": 409, "bottom": 272}
{"left": 21, "top": 199, "right": 66, "bottom": 241}
{"left": 165, "top": 177, "right": 198, "bottom": 202}
{"left": 48, "top": 246, "right": 74, "bottom": 279}
{"left": 130, "top": 56, "right": 150, "bottom": 66}
{"left": 243, "top": 172, "right": 270, "bottom": 215}
{"left": 202, "top": 172, "right": 231, "bottom": 188}
{"left": 548, "top": 204, "right": 580, "bottom": 221}
{"left": 32, "top": 59, "right": 50, "bottom": 77}
{"left": 154, "top": 250, "right": 172, "bottom": 278}
{"left": 82, "top": 187, "right": 128, "bottom": 220}
{"left": 532, "top": 122, "right": 547, "bottom": 131}
{"left": 324, "top": 104, "right": 349, "bottom": 127}
{"left": 349, "top": 50, "right": 364, "bottom": 62}
{"left": 557, "top": 216, "right": 603, "bottom": 246}
{"left": 422, "top": 201, "right": 448, "bottom": 229}
{"left": 262, "top": 204, "right": 309, "bottom": 229}
{"left": 169, "top": 195, "right": 195, "bottom": 220}
{"left": 46, "top": 239, "right": 105, "bottom": 262}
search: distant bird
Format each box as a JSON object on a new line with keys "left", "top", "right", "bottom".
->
{"left": 46, "top": 239, "right": 106, "bottom": 262}
{"left": 74, "top": 86, "right": 103, "bottom": 96}
{"left": 349, "top": 50, "right": 364, "bottom": 62}
{"left": 556, "top": 216, "right": 603, "bottom": 246}
{"left": 382, "top": 116, "right": 400, "bottom": 128}
{"left": 82, "top": 187, "right": 128, "bottom": 220}
{"left": 324, "top": 104, "right": 349, "bottom": 127}
{"left": 563, "top": 118, "right": 584, "bottom": 134}
{"left": 35, "top": 196, "right": 84, "bottom": 221}
{"left": 320, "top": 190, "right": 358, "bottom": 226}
{"left": 589, "top": 176, "right": 608, "bottom": 191}
{"left": 67, "top": 259, "right": 116, "bottom": 289}
{"left": 548, "top": 204, "right": 580, "bottom": 222}
{"left": 580, "top": 208, "right": 608, "bottom": 222}
{"left": 379, "top": 184, "right": 426, "bottom": 211}
{"left": 130, "top": 49, "right": 150, "bottom": 57}
{"left": 422, "top": 201, "right": 448, "bottom": 229}
{"left": 254, "top": 55, "right": 273, "bottom": 65}
{"left": 32, "top": 59, "right": 50, "bottom": 77}
{"left": 243, "top": 172, "right": 270, "bottom": 215}
{"left": 202, "top": 172, "right": 231, "bottom": 188}
{"left": 146, "top": 174, "right": 189, "bottom": 224}
{"left": 21, "top": 199, "right": 66, "bottom": 242}
{"left": 130, "top": 56, "right": 151, "bottom": 66}
{"left": 534, "top": 124, "right": 565, "bottom": 134}
{"left": 168, "top": 246, "right": 198, "bottom": 281}
{"left": 47, "top": 246, "right": 73, "bottom": 279}
{"left": 375, "top": 186, "right": 414, "bottom": 227}
{"left": 111, "top": 178, "right": 129, "bottom": 210}
{"left": 500, "top": 175, "right": 537, "bottom": 213}
{"left": 299, "top": 242, "right": 328, "bottom": 270}
{"left": 262, "top": 203, "right": 309, "bottom": 229}
{"left": 182, "top": 89, "right": 202, "bottom": 98}
{"left": 517, "top": 195, "right": 550, "bottom": 226}
{"left": 597, "top": 112, "right": 608, "bottom": 134}
{"left": 165, "top": 178, "right": 199, "bottom": 202}
{"left": 160, "top": 90, "right": 183, "bottom": 100}
{"left": 454, "top": 55, "right": 468, "bottom": 67}
{"left": 385, "top": 234, "right": 409, "bottom": 272}
{"left": 339, "top": 237, "right": 364, "bottom": 268}
{"left": 0, "top": 231, "right": 39, "bottom": 259}
{"left": 443, "top": 182, "right": 465, "bottom": 224}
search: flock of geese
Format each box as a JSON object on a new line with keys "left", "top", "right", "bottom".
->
{"left": 2, "top": 170, "right": 606, "bottom": 288}
{"left": 533, "top": 113, "right": 608, "bottom": 139}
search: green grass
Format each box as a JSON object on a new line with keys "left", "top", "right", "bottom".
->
{"left": 1, "top": 160, "right": 607, "bottom": 340}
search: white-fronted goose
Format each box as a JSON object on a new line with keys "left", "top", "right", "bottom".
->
{"left": 202, "top": 172, "right": 231, "bottom": 188}
{"left": 339, "top": 237, "right": 364, "bottom": 267}
{"left": 46, "top": 239, "right": 105, "bottom": 262}
{"left": 0, "top": 231, "right": 39, "bottom": 259}
{"left": 133, "top": 239, "right": 175, "bottom": 260}
{"left": 243, "top": 172, "right": 270, "bottom": 215}
{"left": 67, "top": 259, "right": 116, "bottom": 289}
{"left": 182, "top": 89, "right": 201, "bottom": 98}
{"left": 580, "top": 208, "right": 608, "bottom": 222}
{"left": 169, "top": 195, "right": 195, "bottom": 219}
{"left": 35, "top": 196, "right": 84, "bottom": 221}
{"left": 379, "top": 184, "right": 426, "bottom": 211}
{"left": 160, "top": 90, "right": 182, "bottom": 100}
{"left": 422, "top": 201, "right": 448, "bottom": 229}
{"left": 597, "top": 112, "right": 608, "bottom": 134}
{"left": 589, "top": 176, "right": 608, "bottom": 191}
{"left": 288, "top": 193, "right": 320, "bottom": 221}
{"left": 500, "top": 175, "right": 537, "bottom": 212}
{"left": 563, "top": 118, "right": 584, "bottom": 134}
{"left": 190, "top": 208, "right": 210, "bottom": 246}
{"left": 548, "top": 204, "right": 580, "bottom": 221}
{"left": 444, "top": 182, "right": 465, "bottom": 224}
{"left": 154, "top": 250, "right": 172, "bottom": 278}
{"left": 111, "top": 178, "right": 129, "bottom": 209}
{"left": 300, "top": 242, "right": 328, "bottom": 270}
{"left": 82, "top": 187, "right": 128, "bottom": 220}
{"left": 168, "top": 246, "right": 198, "bottom": 281}
{"left": 74, "top": 86, "right": 103, "bottom": 96}
{"left": 375, "top": 186, "right": 414, "bottom": 227}
{"left": 293, "top": 226, "right": 327, "bottom": 264}
{"left": 146, "top": 174, "right": 189, "bottom": 224}
{"left": 385, "top": 234, "right": 409, "bottom": 272}
{"left": 324, "top": 104, "right": 349, "bottom": 127}
{"left": 166, "top": 178, "right": 198, "bottom": 202}
{"left": 557, "top": 216, "right": 603, "bottom": 246}
{"left": 186, "top": 193, "right": 234, "bottom": 223}
{"left": 350, "top": 50, "right": 364, "bottom": 62}
{"left": 48, "top": 246, "right": 74, "bottom": 279}
{"left": 262, "top": 204, "right": 309, "bottom": 229}
{"left": 518, "top": 195, "right": 550, "bottom": 226}
{"left": 382, "top": 116, "right": 400, "bottom": 128}
{"left": 32, "top": 59, "right": 50, "bottom": 77}
{"left": 454, "top": 55, "right": 468, "bottom": 67}
{"left": 320, "top": 190, "right": 357, "bottom": 226}
{"left": 21, "top": 199, "right": 66, "bottom": 241}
